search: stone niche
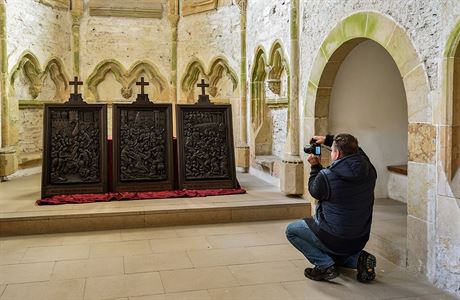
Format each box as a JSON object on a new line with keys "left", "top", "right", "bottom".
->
{"left": 89, "top": 0, "right": 163, "bottom": 18}
{"left": 182, "top": 0, "right": 218, "bottom": 16}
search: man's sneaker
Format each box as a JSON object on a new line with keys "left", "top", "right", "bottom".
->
{"left": 357, "top": 250, "right": 376, "bottom": 283}
{"left": 304, "top": 265, "right": 339, "bottom": 281}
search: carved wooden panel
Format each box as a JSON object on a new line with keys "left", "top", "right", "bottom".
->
{"left": 176, "top": 104, "right": 237, "bottom": 189}
{"left": 112, "top": 104, "right": 174, "bottom": 192}
{"left": 41, "top": 104, "right": 108, "bottom": 198}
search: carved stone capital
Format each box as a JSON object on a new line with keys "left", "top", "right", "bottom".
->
{"left": 235, "top": 0, "right": 247, "bottom": 13}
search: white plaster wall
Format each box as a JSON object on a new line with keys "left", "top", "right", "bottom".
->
{"left": 177, "top": 1, "right": 240, "bottom": 103}
{"left": 6, "top": 0, "right": 72, "bottom": 73}
{"left": 328, "top": 40, "right": 408, "bottom": 199}
{"left": 271, "top": 107, "right": 287, "bottom": 158}
{"left": 80, "top": 0, "right": 171, "bottom": 101}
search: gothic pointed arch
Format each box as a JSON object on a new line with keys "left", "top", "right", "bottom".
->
{"left": 86, "top": 59, "right": 126, "bottom": 100}
{"left": 10, "top": 51, "right": 42, "bottom": 99}
{"left": 267, "top": 40, "right": 290, "bottom": 97}
{"left": 126, "top": 60, "right": 168, "bottom": 98}
{"left": 43, "top": 57, "right": 70, "bottom": 101}
{"left": 250, "top": 46, "right": 268, "bottom": 129}
{"left": 207, "top": 56, "right": 238, "bottom": 97}
{"left": 441, "top": 20, "right": 460, "bottom": 193}
{"left": 181, "top": 58, "right": 207, "bottom": 95}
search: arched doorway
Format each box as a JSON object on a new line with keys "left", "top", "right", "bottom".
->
{"left": 304, "top": 12, "right": 434, "bottom": 273}
{"left": 328, "top": 40, "right": 408, "bottom": 201}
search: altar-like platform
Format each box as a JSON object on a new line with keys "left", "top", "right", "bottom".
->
{"left": 0, "top": 172, "right": 310, "bottom": 236}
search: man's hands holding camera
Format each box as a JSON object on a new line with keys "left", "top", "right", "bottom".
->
{"left": 305, "top": 136, "right": 326, "bottom": 166}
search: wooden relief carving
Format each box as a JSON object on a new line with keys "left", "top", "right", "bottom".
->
{"left": 112, "top": 78, "right": 174, "bottom": 192}
{"left": 49, "top": 109, "right": 101, "bottom": 184}
{"left": 177, "top": 101, "right": 237, "bottom": 190}
{"left": 42, "top": 77, "right": 107, "bottom": 198}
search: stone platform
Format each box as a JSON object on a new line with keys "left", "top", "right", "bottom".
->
{"left": 0, "top": 172, "right": 310, "bottom": 236}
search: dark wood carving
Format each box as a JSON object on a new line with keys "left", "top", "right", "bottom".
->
{"left": 112, "top": 77, "right": 174, "bottom": 192}
{"left": 176, "top": 79, "right": 237, "bottom": 189}
{"left": 41, "top": 77, "right": 108, "bottom": 198}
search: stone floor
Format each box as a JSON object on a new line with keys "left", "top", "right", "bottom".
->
{"left": 0, "top": 172, "right": 454, "bottom": 299}
{"left": 0, "top": 219, "right": 456, "bottom": 300}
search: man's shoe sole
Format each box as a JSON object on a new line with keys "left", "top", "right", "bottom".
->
{"left": 357, "top": 253, "right": 376, "bottom": 283}
{"left": 304, "top": 269, "right": 339, "bottom": 281}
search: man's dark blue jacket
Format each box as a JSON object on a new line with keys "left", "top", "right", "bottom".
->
{"left": 304, "top": 135, "right": 377, "bottom": 255}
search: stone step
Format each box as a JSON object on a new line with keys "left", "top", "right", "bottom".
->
{"left": 0, "top": 199, "right": 310, "bottom": 236}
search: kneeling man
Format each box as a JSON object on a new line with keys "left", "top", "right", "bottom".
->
{"left": 286, "top": 134, "right": 377, "bottom": 282}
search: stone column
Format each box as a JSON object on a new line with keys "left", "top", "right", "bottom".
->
{"left": 235, "top": 0, "right": 249, "bottom": 171}
{"left": 0, "top": 0, "right": 18, "bottom": 178}
{"left": 71, "top": 0, "right": 83, "bottom": 76}
{"left": 280, "top": 0, "right": 303, "bottom": 194}
{"left": 169, "top": 0, "right": 179, "bottom": 135}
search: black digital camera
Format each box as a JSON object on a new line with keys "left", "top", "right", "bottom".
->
{"left": 304, "top": 138, "right": 321, "bottom": 155}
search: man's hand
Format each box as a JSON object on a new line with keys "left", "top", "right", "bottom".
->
{"left": 311, "top": 136, "right": 326, "bottom": 145}
{"left": 307, "top": 154, "right": 321, "bottom": 166}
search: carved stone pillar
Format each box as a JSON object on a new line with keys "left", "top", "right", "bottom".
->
{"left": 0, "top": 0, "right": 18, "bottom": 178}
{"left": 280, "top": 0, "right": 303, "bottom": 194}
{"left": 71, "top": 0, "right": 83, "bottom": 76}
{"left": 235, "top": 0, "right": 249, "bottom": 171}
{"left": 169, "top": 0, "right": 179, "bottom": 135}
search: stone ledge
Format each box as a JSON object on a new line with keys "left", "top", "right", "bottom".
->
{"left": 89, "top": 0, "right": 163, "bottom": 19}
{"left": 387, "top": 164, "right": 408, "bottom": 175}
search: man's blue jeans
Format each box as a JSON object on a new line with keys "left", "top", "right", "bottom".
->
{"left": 285, "top": 220, "right": 361, "bottom": 269}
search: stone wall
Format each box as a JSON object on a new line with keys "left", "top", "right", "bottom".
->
{"left": 6, "top": 0, "right": 72, "bottom": 167}
{"left": 17, "top": 104, "right": 43, "bottom": 167}
{"left": 177, "top": 0, "right": 239, "bottom": 104}
{"left": 7, "top": 0, "right": 72, "bottom": 73}
{"left": 80, "top": 0, "right": 171, "bottom": 102}
{"left": 177, "top": 0, "right": 240, "bottom": 141}
{"left": 271, "top": 107, "right": 287, "bottom": 158}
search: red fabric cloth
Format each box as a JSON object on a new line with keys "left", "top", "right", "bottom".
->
{"left": 36, "top": 187, "right": 246, "bottom": 205}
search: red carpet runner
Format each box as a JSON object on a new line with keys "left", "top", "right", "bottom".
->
{"left": 36, "top": 187, "right": 246, "bottom": 205}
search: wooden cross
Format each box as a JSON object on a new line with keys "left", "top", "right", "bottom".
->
{"left": 197, "top": 79, "right": 209, "bottom": 97}
{"left": 136, "top": 77, "right": 149, "bottom": 95}
{"left": 69, "top": 76, "right": 83, "bottom": 95}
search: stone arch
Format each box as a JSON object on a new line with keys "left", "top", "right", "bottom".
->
{"left": 10, "top": 51, "right": 42, "bottom": 99}
{"left": 10, "top": 52, "right": 70, "bottom": 101}
{"left": 43, "top": 57, "right": 70, "bottom": 101}
{"left": 267, "top": 40, "right": 290, "bottom": 98}
{"left": 86, "top": 59, "right": 168, "bottom": 101}
{"left": 304, "top": 11, "right": 433, "bottom": 271}
{"left": 86, "top": 60, "right": 128, "bottom": 100}
{"left": 126, "top": 60, "right": 168, "bottom": 98}
{"left": 181, "top": 59, "right": 207, "bottom": 102}
{"left": 441, "top": 21, "right": 460, "bottom": 195}
{"left": 250, "top": 47, "right": 268, "bottom": 131}
{"left": 208, "top": 56, "right": 238, "bottom": 98}
{"left": 180, "top": 56, "right": 238, "bottom": 102}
